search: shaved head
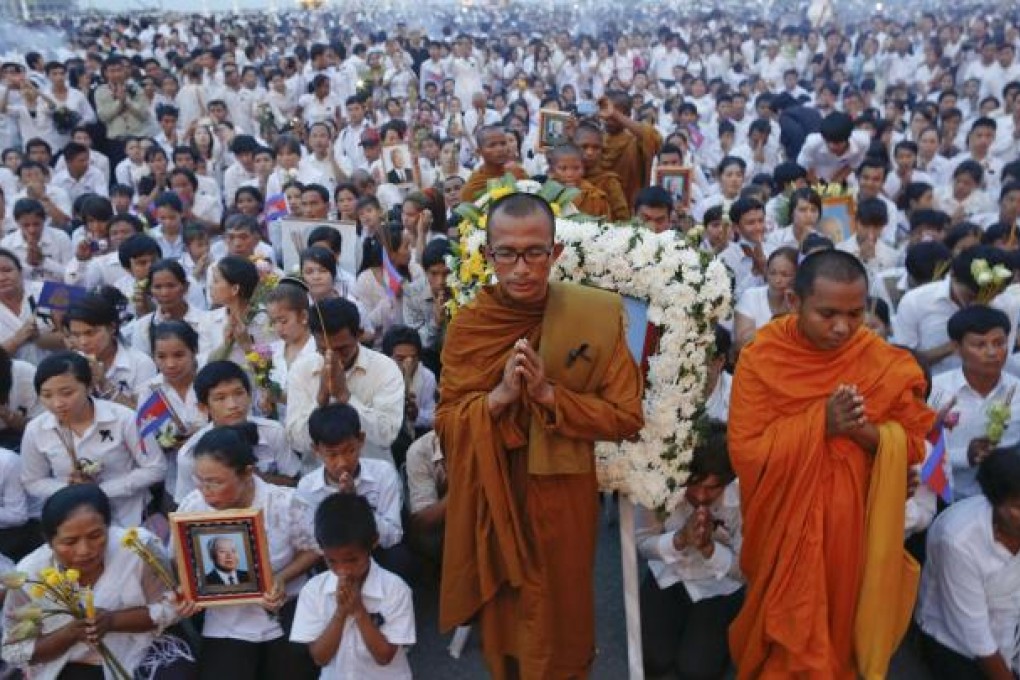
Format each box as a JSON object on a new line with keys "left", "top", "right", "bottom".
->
{"left": 487, "top": 193, "right": 556, "bottom": 242}
{"left": 794, "top": 250, "right": 869, "bottom": 299}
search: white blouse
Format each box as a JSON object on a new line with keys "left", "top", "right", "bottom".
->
{"left": 175, "top": 478, "right": 318, "bottom": 642}
{"left": 1, "top": 526, "right": 177, "bottom": 680}
{"left": 20, "top": 399, "right": 167, "bottom": 526}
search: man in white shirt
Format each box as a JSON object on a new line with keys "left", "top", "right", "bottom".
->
{"left": 222, "top": 135, "right": 260, "bottom": 208}
{"left": 929, "top": 306, "right": 1020, "bottom": 500}
{"left": 286, "top": 297, "right": 404, "bottom": 466}
{"left": 895, "top": 246, "right": 1020, "bottom": 375}
{"left": 50, "top": 142, "right": 109, "bottom": 202}
{"left": 636, "top": 423, "right": 743, "bottom": 679}
{"left": 2, "top": 197, "right": 71, "bottom": 282}
{"left": 717, "top": 198, "right": 768, "bottom": 300}
{"left": 916, "top": 451, "right": 1020, "bottom": 679}
{"left": 797, "top": 112, "right": 872, "bottom": 184}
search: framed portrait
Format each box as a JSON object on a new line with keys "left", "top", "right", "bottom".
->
{"left": 538, "top": 109, "right": 572, "bottom": 150}
{"left": 279, "top": 218, "right": 359, "bottom": 279}
{"left": 169, "top": 509, "right": 273, "bottom": 607}
{"left": 654, "top": 166, "right": 693, "bottom": 211}
{"left": 380, "top": 143, "right": 420, "bottom": 188}
{"left": 819, "top": 195, "right": 857, "bottom": 243}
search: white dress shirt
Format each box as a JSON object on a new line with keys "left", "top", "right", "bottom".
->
{"left": 917, "top": 495, "right": 1020, "bottom": 671}
{"left": 20, "top": 399, "right": 166, "bottom": 526}
{"left": 50, "top": 166, "right": 109, "bottom": 202}
{"left": 296, "top": 458, "right": 404, "bottom": 549}
{"left": 0, "top": 448, "right": 27, "bottom": 529}
{"left": 796, "top": 130, "right": 872, "bottom": 182}
{"left": 285, "top": 346, "right": 404, "bottom": 464}
{"left": 290, "top": 561, "right": 414, "bottom": 680}
{"left": 131, "top": 305, "right": 217, "bottom": 359}
{"left": 929, "top": 369, "right": 1020, "bottom": 500}
{"left": 0, "top": 226, "right": 72, "bottom": 282}
{"left": 635, "top": 481, "right": 744, "bottom": 601}
{"left": 136, "top": 375, "right": 207, "bottom": 499}
{"left": 176, "top": 478, "right": 317, "bottom": 642}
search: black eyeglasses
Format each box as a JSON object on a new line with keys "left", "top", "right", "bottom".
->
{"left": 489, "top": 246, "right": 553, "bottom": 266}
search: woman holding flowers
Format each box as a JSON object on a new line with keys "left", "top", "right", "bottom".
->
{"left": 1, "top": 484, "right": 192, "bottom": 680}
{"left": 175, "top": 426, "right": 319, "bottom": 680}
{"left": 20, "top": 352, "right": 165, "bottom": 528}
{"left": 207, "top": 256, "right": 277, "bottom": 367}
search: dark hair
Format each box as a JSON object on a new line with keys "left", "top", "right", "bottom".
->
{"left": 192, "top": 425, "right": 259, "bottom": 474}
{"left": 947, "top": 305, "right": 1012, "bottom": 342}
{"left": 820, "top": 112, "right": 854, "bottom": 143}
{"left": 194, "top": 360, "right": 252, "bottom": 405}
{"left": 13, "top": 198, "right": 46, "bottom": 221}
{"left": 634, "top": 186, "right": 673, "bottom": 213}
{"left": 487, "top": 193, "right": 556, "bottom": 241}
{"left": 952, "top": 246, "right": 1007, "bottom": 292}
{"left": 215, "top": 256, "right": 259, "bottom": 300}
{"left": 857, "top": 156, "right": 889, "bottom": 178}
{"left": 717, "top": 155, "right": 746, "bottom": 177}
{"left": 953, "top": 159, "right": 984, "bottom": 185}
{"left": 789, "top": 187, "right": 822, "bottom": 214}
{"left": 0, "top": 346, "right": 11, "bottom": 405}
{"left": 314, "top": 492, "right": 378, "bottom": 551}
{"left": 300, "top": 246, "right": 337, "bottom": 280}
{"left": 109, "top": 213, "right": 144, "bottom": 235}
{"left": 64, "top": 288, "right": 121, "bottom": 330}
{"left": 856, "top": 197, "right": 888, "bottom": 226}
{"left": 265, "top": 280, "right": 310, "bottom": 313}
{"left": 794, "top": 250, "right": 868, "bottom": 298}
{"left": 41, "top": 484, "right": 112, "bottom": 540}
{"left": 80, "top": 195, "right": 113, "bottom": 222}
{"left": 728, "top": 197, "right": 764, "bottom": 225}
{"left": 867, "top": 297, "right": 891, "bottom": 328}
{"left": 308, "top": 297, "right": 360, "bottom": 336}
{"left": 773, "top": 161, "right": 807, "bottom": 188}
{"left": 687, "top": 421, "right": 734, "bottom": 486}
{"left": 422, "top": 239, "right": 452, "bottom": 270}
{"left": 307, "top": 225, "right": 343, "bottom": 254}
{"left": 905, "top": 241, "right": 952, "bottom": 285}
{"left": 34, "top": 350, "right": 91, "bottom": 393}
{"left": 151, "top": 319, "right": 200, "bottom": 355}
{"left": 308, "top": 403, "right": 362, "bottom": 445}
{"left": 897, "top": 181, "right": 934, "bottom": 211}
{"left": 0, "top": 247, "right": 22, "bottom": 272}
{"left": 153, "top": 191, "right": 184, "bottom": 213}
{"left": 147, "top": 258, "right": 189, "bottom": 288}
{"left": 909, "top": 209, "right": 949, "bottom": 233}
{"left": 977, "top": 446, "right": 1020, "bottom": 506}
{"left": 224, "top": 213, "right": 260, "bottom": 235}
{"left": 382, "top": 324, "right": 422, "bottom": 357}
{"left": 767, "top": 246, "right": 798, "bottom": 270}
{"left": 801, "top": 233, "right": 835, "bottom": 255}
{"left": 118, "top": 234, "right": 162, "bottom": 270}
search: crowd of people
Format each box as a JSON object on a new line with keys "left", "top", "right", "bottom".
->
{"left": 0, "top": 1, "right": 1017, "bottom": 678}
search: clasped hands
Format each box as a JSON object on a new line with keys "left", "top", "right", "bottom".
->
{"left": 826, "top": 384, "right": 868, "bottom": 438}
{"left": 489, "top": 339, "right": 554, "bottom": 414}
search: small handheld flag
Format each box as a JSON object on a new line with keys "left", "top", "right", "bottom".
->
{"left": 920, "top": 424, "right": 952, "bottom": 504}
{"left": 137, "top": 391, "right": 172, "bottom": 440}
{"left": 381, "top": 249, "right": 404, "bottom": 298}
{"left": 265, "top": 192, "right": 289, "bottom": 222}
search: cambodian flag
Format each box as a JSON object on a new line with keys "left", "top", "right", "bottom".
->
{"left": 381, "top": 249, "right": 403, "bottom": 298}
{"left": 921, "top": 424, "right": 952, "bottom": 504}
{"left": 265, "top": 192, "right": 289, "bottom": 222}
{"left": 137, "top": 391, "right": 172, "bottom": 439}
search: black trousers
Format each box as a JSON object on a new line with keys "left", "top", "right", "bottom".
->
{"left": 0, "top": 520, "right": 43, "bottom": 563}
{"left": 197, "top": 598, "right": 318, "bottom": 680}
{"left": 640, "top": 572, "right": 744, "bottom": 679}
{"left": 920, "top": 630, "right": 986, "bottom": 680}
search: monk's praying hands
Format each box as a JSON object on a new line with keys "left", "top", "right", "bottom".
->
{"left": 826, "top": 384, "right": 867, "bottom": 437}
{"left": 514, "top": 339, "right": 554, "bottom": 407}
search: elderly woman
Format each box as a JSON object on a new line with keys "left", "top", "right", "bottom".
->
{"left": 1, "top": 484, "right": 192, "bottom": 680}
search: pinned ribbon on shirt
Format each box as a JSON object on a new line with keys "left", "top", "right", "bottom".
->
{"left": 99, "top": 429, "right": 113, "bottom": 443}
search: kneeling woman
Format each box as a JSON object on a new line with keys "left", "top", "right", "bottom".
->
{"left": 1, "top": 484, "right": 193, "bottom": 679}
{"left": 176, "top": 426, "right": 320, "bottom": 680}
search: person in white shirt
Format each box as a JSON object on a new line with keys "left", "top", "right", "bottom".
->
{"left": 20, "top": 351, "right": 166, "bottom": 527}
{"left": 291, "top": 492, "right": 415, "bottom": 680}
{"left": 2, "top": 197, "right": 71, "bottom": 282}
{"left": 175, "top": 426, "right": 320, "bottom": 680}
{"left": 222, "top": 135, "right": 260, "bottom": 209}
{"left": 916, "top": 449, "right": 1020, "bottom": 679}
{"left": 297, "top": 403, "right": 414, "bottom": 583}
{"left": 286, "top": 297, "right": 404, "bottom": 466}
{"left": 0, "top": 447, "right": 39, "bottom": 562}
{"left": 174, "top": 361, "right": 302, "bottom": 502}
{"left": 380, "top": 325, "right": 436, "bottom": 434}
{"left": 636, "top": 422, "right": 743, "bottom": 679}
{"left": 895, "top": 246, "right": 1020, "bottom": 375}
{"left": 50, "top": 142, "right": 108, "bottom": 202}
{"left": 733, "top": 247, "right": 797, "bottom": 349}
{"left": 928, "top": 306, "right": 1020, "bottom": 500}
{"left": 796, "top": 112, "right": 872, "bottom": 184}
{"left": 717, "top": 197, "right": 768, "bottom": 301}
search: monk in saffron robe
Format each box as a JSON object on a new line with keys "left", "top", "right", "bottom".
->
{"left": 598, "top": 92, "right": 662, "bottom": 207}
{"left": 462, "top": 125, "right": 530, "bottom": 202}
{"left": 546, "top": 142, "right": 612, "bottom": 219}
{"left": 728, "top": 250, "right": 935, "bottom": 679}
{"left": 574, "top": 122, "right": 631, "bottom": 221}
{"left": 437, "top": 193, "right": 644, "bottom": 679}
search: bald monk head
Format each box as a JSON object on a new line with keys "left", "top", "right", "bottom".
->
{"left": 791, "top": 250, "right": 869, "bottom": 352}
{"left": 485, "top": 193, "right": 564, "bottom": 305}
{"left": 476, "top": 125, "right": 510, "bottom": 170}
{"left": 573, "top": 123, "right": 604, "bottom": 175}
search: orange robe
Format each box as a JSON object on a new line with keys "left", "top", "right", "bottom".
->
{"left": 570, "top": 180, "right": 612, "bottom": 219}
{"left": 728, "top": 316, "right": 934, "bottom": 679}
{"left": 437, "top": 285, "right": 643, "bottom": 680}
{"left": 600, "top": 123, "right": 662, "bottom": 207}
{"left": 461, "top": 164, "right": 530, "bottom": 202}
{"left": 587, "top": 170, "right": 631, "bottom": 221}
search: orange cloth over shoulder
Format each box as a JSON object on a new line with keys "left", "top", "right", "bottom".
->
{"left": 587, "top": 170, "right": 631, "bottom": 221}
{"left": 571, "top": 180, "right": 612, "bottom": 219}
{"left": 728, "top": 315, "right": 934, "bottom": 679}
{"left": 461, "top": 165, "right": 530, "bottom": 202}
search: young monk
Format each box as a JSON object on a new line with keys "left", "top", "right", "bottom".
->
{"left": 546, "top": 143, "right": 611, "bottom": 219}
{"left": 598, "top": 91, "right": 662, "bottom": 207}
{"left": 461, "top": 125, "right": 529, "bottom": 202}
{"left": 574, "top": 122, "right": 631, "bottom": 221}
{"left": 728, "top": 250, "right": 936, "bottom": 679}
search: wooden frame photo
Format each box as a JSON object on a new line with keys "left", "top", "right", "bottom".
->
{"left": 819, "top": 195, "right": 857, "bottom": 243}
{"left": 170, "top": 508, "right": 273, "bottom": 607}
{"left": 538, "top": 108, "right": 572, "bottom": 150}
{"left": 381, "top": 143, "right": 420, "bottom": 188}
{"left": 654, "top": 166, "right": 693, "bottom": 211}
{"left": 279, "top": 218, "right": 359, "bottom": 279}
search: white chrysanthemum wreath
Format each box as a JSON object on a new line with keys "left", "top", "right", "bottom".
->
{"left": 449, "top": 175, "right": 732, "bottom": 512}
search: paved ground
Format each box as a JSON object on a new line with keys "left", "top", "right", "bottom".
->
{"left": 408, "top": 499, "right": 935, "bottom": 679}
